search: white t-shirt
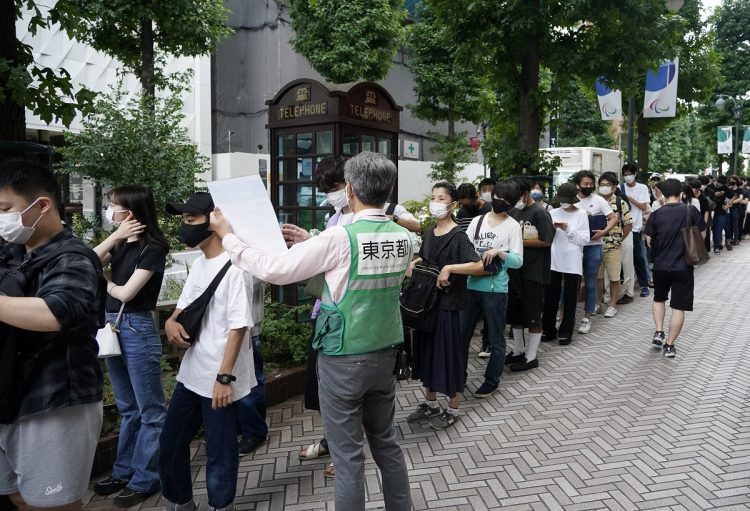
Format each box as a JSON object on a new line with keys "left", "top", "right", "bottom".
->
{"left": 691, "top": 198, "right": 701, "bottom": 213}
{"left": 177, "top": 252, "right": 256, "bottom": 400}
{"left": 466, "top": 214, "right": 523, "bottom": 253}
{"left": 383, "top": 203, "right": 417, "bottom": 222}
{"left": 549, "top": 207, "right": 590, "bottom": 275}
{"left": 623, "top": 183, "right": 650, "bottom": 232}
{"left": 575, "top": 194, "right": 613, "bottom": 246}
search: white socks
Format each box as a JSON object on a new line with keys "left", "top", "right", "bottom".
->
{"left": 426, "top": 399, "right": 439, "bottom": 409}
{"left": 512, "top": 328, "right": 525, "bottom": 355}
{"left": 526, "top": 332, "right": 542, "bottom": 362}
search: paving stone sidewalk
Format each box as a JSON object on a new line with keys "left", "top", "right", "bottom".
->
{"left": 86, "top": 244, "right": 750, "bottom": 511}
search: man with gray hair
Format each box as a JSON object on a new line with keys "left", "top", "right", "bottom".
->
{"left": 210, "top": 151, "right": 413, "bottom": 510}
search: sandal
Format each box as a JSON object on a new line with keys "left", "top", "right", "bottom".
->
{"left": 324, "top": 463, "right": 335, "bottom": 478}
{"left": 299, "top": 441, "right": 329, "bottom": 460}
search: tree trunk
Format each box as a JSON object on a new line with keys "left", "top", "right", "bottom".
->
{"left": 518, "top": 0, "right": 541, "bottom": 171}
{"left": 140, "top": 13, "right": 155, "bottom": 98}
{"left": 637, "top": 115, "right": 649, "bottom": 175}
{"left": 446, "top": 108, "right": 455, "bottom": 178}
{"left": 0, "top": 0, "right": 26, "bottom": 141}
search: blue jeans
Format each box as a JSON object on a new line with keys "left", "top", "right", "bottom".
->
{"left": 158, "top": 383, "right": 238, "bottom": 509}
{"left": 730, "top": 207, "right": 741, "bottom": 242}
{"left": 582, "top": 245, "right": 603, "bottom": 314}
{"left": 631, "top": 231, "right": 651, "bottom": 288}
{"left": 459, "top": 291, "right": 508, "bottom": 388}
{"left": 713, "top": 214, "right": 728, "bottom": 249}
{"left": 105, "top": 311, "right": 166, "bottom": 493}
{"left": 237, "top": 335, "right": 267, "bottom": 440}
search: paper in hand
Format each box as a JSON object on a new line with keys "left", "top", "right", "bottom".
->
{"left": 207, "top": 175, "right": 288, "bottom": 255}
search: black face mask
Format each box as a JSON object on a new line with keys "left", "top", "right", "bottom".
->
{"left": 180, "top": 221, "right": 212, "bottom": 248}
{"left": 492, "top": 198, "right": 511, "bottom": 214}
{"left": 579, "top": 187, "right": 595, "bottom": 197}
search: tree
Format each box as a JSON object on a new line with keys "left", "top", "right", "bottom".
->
{"left": 649, "top": 112, "right": 711, "bottom": 173}
{"left": 407, "top": 2, "right": 491, "bottom": 182}
{"left": 53, "top": 0, "right": 232, "bottom": 96}
{"left": 288, "top": 0, "right": 407, "bottom": 84}
{"left": 56, "top": 80, "right": 208, "bottom": 247}
{"left": 696, "top": 0, "right": 750, "bottom": 174}
{"left": 557, "top": 81, "right": 615, "bottom": 149}
{"left": 0, "top": 0, "right": 95, "bottom": 141}
{"left": 428, "top": 0, "right": 686, "bottom": 173}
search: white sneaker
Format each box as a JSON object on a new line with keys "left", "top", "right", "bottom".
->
{"left": 604, "top": 307, "right": 617, "bottom": 318}
{"left": 577, "top": 318, "right": 591, "bottom": 334}
{"left": 593, "top": 304, "right": 602, "bottom": 315}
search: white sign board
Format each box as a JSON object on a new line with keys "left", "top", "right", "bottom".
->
{"left": 402, "top": 139, "right": 420, "bottom": 159}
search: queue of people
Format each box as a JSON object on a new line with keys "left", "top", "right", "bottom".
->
{"left": 0, "top": 155, "right": 718, "bottom": 511}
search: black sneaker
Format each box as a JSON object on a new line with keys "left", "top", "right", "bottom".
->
{"left": 407, "top": 403, "right": 441, "bottom": 423}
{"left": 663, "top": 344, "right": 676, "bottom": 358}
{"left": 93, "top": 476, "right": 129, "bottom": 496}
{"left": 429, "top": 410, "right": 458, "bottom": 430}
{"left": 727, "top": 244, "right": 733, "bottom": 251}
{"left": 113, "top": 488, "right": 157, "bottom": 508}
{"left": 652, "top": 331, "right": 665, "bottom": 347}
{"left": 473, "top": 382, "right": 498, "bottom": 398}
{"left": 239, "top": 436, "right": 266, "bottom": 456}
{"left": 541, "top": 333, "right": 557, "bottom": 342}
{"left": 510, "top": 357, "right": 539, "bottom": 372}
{"left": 505, "top": 352, "right": 525, "bottom": 365}
{"left": 617, "top": 295, "right": 634, "bottom": 305}
{"left": 558, "top": 337, "right": 572, "bottom": 346}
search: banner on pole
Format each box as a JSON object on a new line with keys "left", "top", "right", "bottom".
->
{"left": 643, "top": 58, "right": 679, "bottom": 118}
{"left": 717, "top": 126, "right": 733, "bottom": 154}
{"left": 595, "top": 78, "right": 622, "bottom": 121}
{"left": 743, "top": 127, "right": 750, "bottom": 154}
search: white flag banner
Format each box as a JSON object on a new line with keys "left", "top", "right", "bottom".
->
{"left": 643, "top": 58, "right": 679, "bottom": 118}
{"left": 717, "top": 126, "right": 733, "bottom": 154}
{"left": 595, "top": 78, "right": 622, "bottom": 121}
{"left": 743, "top": 127, "right": 750, "bottom": 154}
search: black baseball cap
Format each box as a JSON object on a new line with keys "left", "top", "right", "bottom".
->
{"left": 165, "top": 192, "right": 214, "bottom": 215}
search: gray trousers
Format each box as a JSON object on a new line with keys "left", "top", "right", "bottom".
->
{"left": 318, "top": 349, "right": 412, "bottom": 511}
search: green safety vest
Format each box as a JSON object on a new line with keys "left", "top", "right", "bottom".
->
{"left": 312, "top": 218, "right": 412, "bottom": 356}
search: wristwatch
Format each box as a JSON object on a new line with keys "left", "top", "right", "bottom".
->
{"left": 216, "top": 373, "right": 236, "bottom": 385}
{"left": 393, "top": 215, "right": 399, "bottom": 223}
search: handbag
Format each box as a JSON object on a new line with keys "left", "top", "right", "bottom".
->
{"left": 175, "top": 261, "right": 232, "bottom": 343}
{"left": 96, "top": 302, "right": 124, "bottom": 358}
{"left": 474, "top": 214, "right": 503, "bottom": 274}
{"left": 681, "top": 203, "right": 708, "bottom": 266}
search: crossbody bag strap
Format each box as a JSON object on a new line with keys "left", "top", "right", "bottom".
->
{"left": 385, "top": 202, "right": 397, "bottom": 216}
{"left": 685, "top": 202, "right": 692, "bottom": 228}
{"left": 204, "top": 260, "right": 233, "bottom": 299}
{"left": 474, "top": 213, "right": 487, "bottom": 242}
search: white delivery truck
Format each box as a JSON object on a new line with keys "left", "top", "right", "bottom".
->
{"left": 541, "top": 147, "right": 622, "bottom": 188}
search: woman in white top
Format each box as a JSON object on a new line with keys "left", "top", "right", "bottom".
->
{"left": 541, "top": 183, "right": 590, "bottom": 345}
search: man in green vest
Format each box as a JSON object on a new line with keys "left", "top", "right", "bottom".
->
{"left": 210, "top": 151, "right": 413, "bottom": 511}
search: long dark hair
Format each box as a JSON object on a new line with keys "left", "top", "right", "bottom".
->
{"left": 107, "top": 185, "right": 169, "bottom": 251}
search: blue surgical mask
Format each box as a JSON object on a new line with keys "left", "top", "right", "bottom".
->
{"left": 530, "top": 190, "right": 544, "bottom": 202}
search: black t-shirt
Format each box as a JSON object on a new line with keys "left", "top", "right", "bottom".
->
{"left": 107, "top": 239, "right": 168, "bottom": 312}
{"left": 509, "top": 202, "right": 555, "bottom": 284}
{"left": 456, "top": 201, "right": 492, "bottom": 232}
{"left": 418, "top": 226, "right": 480, "bottom": 311}
{"left": 708, "top": 184, "right": 733, "bottom": 215}
{"left": 697, "top": 194, "right": 709, "bottom": 215}
{"left": 643, "top": 202, "right": 706, "bottom": 272}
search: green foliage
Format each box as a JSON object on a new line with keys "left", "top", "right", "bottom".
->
{"left": 557, "top": 81, "right": 615, "bottom": 149}
{"left": 402, "top": 197, "right": 434, "bottom": 232}
{"left": 52, "top": 0, "right": 232, "bottom": 91}
{"left": 288, "top": 0, "right": 407, "bottom": 83}
{"left": 261, "top": 295, "right": 312, "bottom": 367}
{"left": 650, "top": 113, "right": 711, "bottom": 174}
{"left": 56, "top": 81, "right": 208, "bottom": 249}
{"left": 426, "top": 131, "right": 474, "bottom": 183}
{"left": 0, "top": 1, "right": 96, "bottom": 138}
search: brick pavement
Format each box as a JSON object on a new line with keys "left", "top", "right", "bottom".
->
{"left": 86, "top": 245, "right": 750, "bottom": 510}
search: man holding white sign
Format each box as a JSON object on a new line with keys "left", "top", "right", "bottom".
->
{"left": 210, "top": 152, "right": 413, "bottom": 511}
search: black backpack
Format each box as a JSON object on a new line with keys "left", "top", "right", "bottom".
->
{"left": 399, "top": 227, "right": 461, "bottom": 333}
{"left": 0, "top": 240, "right": 105, "bottom": 424}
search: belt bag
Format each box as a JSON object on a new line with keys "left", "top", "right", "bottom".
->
{"left": 96, "top": 302, "right": 124, "bottom": 358}
{"left": 175, "top": 261, "right": 232, "bottom": 344}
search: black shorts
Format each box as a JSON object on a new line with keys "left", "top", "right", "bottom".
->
{"left": 507, "top": 279, "right": 544, "bottom": 328}
{"left": 652, "top": 268, "right": 694, "bottom": 311}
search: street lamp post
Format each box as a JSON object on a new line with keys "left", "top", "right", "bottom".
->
{"left": 715, "top": 93, "right": 748, "bottom": 176}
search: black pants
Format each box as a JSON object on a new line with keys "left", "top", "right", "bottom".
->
{"left": 542, "top": 271, "right": 581, "bottom": 340}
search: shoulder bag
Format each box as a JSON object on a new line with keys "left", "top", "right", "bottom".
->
{"left": 96, "top": 303, "right": 124, "bottom": 358}
{"left": 681, "top": 203, "right": 708, "bottom": 266}
{"left": 175, "top": 260, "right": 232, "bottom": 343}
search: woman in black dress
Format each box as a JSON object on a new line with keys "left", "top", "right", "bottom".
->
{"left": 406, "top": 182, "right": 484, "bottom": 430}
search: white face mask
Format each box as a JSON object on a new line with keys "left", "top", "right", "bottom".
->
{"left": 559, "top": 202, "right": 571, "bottom": 209}
{"left": 624, "top": 175, "right": 636, "bottom": 184}
{"left": 105, "top": 206, "right": 129, "bottom": 225}
{"left": 325, "top": 188, "right": 349, "bottom": 211}
{"left": 480, "top": 192, "right": 492, "bottom": 202}
{"left": 0, "top": 198, "right": 44, "bottom": 244}
{"left": 429, "top": 201, "right": 451, "bottom": 219}
{"left": 599, "top": 186, "right": 612, "bottom": 196}
{"left": 515, "top": 198, "right": 526, "bottom": 210}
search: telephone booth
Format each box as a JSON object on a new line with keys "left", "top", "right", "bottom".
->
{"left": 266, "top": 79, "right": 402, "bottom": 306}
